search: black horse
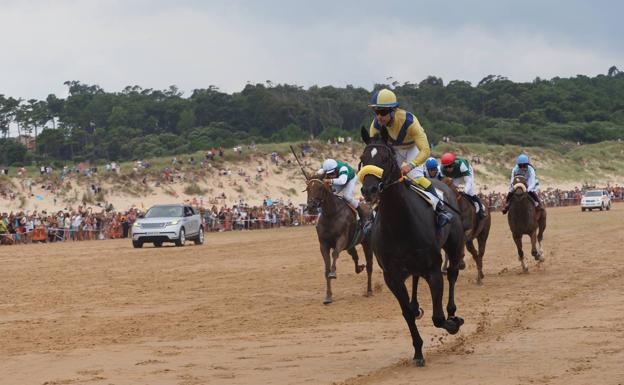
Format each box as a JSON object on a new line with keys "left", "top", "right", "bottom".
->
{"left": 358, "top": 127, "right": 465, "bottom": 367}
{"left": 306, "top": 178, "right": 374, "bottom": 304}
{"left": 507, "top": 175, "right": 547, "bottom": 272}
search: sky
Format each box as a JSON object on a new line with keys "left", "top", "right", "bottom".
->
{"left": 1, "top": 0, "right": 623, "bottom": 100}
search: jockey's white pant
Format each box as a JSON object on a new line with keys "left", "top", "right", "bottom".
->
{"left": 452, "top": 172, "right": 475, "bottom": 196}
{"left": 451, "top": 172, "right": 483, "bottom": 212}
{"left": 393, "top": 146, "right": 440, "bottom": 209}
{"left": 334, "top": 177, "right": 359, "bottom": 208}
{"left": 394, "top": 146, "right": 425, "bottom": 180}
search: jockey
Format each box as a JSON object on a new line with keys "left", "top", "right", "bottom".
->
{"left": 502, "top": 154, "right": 541, "bottom": 214}
{"left": 424, "top": 157, "right": 442, "bottom": 180}
{"left": 439, "top": 152, "right": 488, "bottom": 219}
{"left": 316, "top": 158, "right": 367, "bottom": 225}
{"left": 369, "top": 89, "right": 452, "bottom": 227}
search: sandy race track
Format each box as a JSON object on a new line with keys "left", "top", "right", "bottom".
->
{"left": 1, "top": 204, "right": 623, "bottom": 385}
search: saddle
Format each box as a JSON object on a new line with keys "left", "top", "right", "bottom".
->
{"left": 336, "top": 196, "right": 365, "bottom": 248}
{"left": 404, "top": 180, "right": 439, "bottom": 209}
{"left": 336, "top": 196, "right": 358, "bottom": 215}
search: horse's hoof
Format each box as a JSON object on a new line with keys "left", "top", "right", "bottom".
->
{"left": 476, "top": 278, "right": 483, "bottom": 286}
{"left": 449, "top": 316, "right": 464, "bottom": 326}
{"left": 412, "top": 358, "right": 425, "bottom": 367}
{"left": 446, "top": 316, "right": 464, "bottom": 334}
{"left": 327, "top": 272, "right": 337, "bottom": 279}
{"left": 458, "top": 260, "right": 466, "bottom": 270}
{"left": 415, "top": 307, "right": 424, "bottom": 320}
{"left": 323, "top": 298, "right": 332, "bottom": 305}
{"left": 365, "top": 290, "right": 373, "bottom": 297}
{"left": 355, "top": 265, "right": 365, "bottom": 274}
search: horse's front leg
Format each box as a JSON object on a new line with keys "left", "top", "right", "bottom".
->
{"left": 530, "top": 230, "right": 544, "bottom": 262}
{"left": 320, "top": 243, "right": 334, "bottom": 304}
{"left": 362, "top": 240, "right": 374, "bottom": 297}
{"left": 426, "top": 269, "right": 463, "bottom": 335}
{"left": 513, "top": 233, "right": 528, "bottom": 273}
{"left": 446, "top": 267, "right": 459, "bottom": 318}
{"left": 409, "top": 275, "right": 424, "bottom": 319}
{"left": 383, "top": 272, "right": 425, "bottom": 366}
{"left": 347, "top": 247, "right": 365, "bottom": 274}
{"left": 329, "top": 234, "right": 349, "bottom": 279}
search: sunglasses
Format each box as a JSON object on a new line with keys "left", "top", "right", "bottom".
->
{"left": 519, "top": 164, "right": 528, "bottom": 168}
{"left": 374, "top": 109, "right": 392, "bottom": 116}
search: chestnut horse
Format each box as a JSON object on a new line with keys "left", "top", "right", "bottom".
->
{"left": 507, "top": 175, "right": 547, "bottom": 272}
{"left": 441, "top": 178, "right": 491, "bottom": 285}
{"left": 306, "top": 178, "right": 374, "bottom": 304}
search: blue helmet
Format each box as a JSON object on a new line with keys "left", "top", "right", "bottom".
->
{"left": 425, "top": 157, "right": 438, "bottom": 169}
{"left": 516, "top": 154, "right": 529, "bottom": 165}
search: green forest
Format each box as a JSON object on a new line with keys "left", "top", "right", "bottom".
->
{"left": 1, "top": 66, "right": 623, "bottom": 166}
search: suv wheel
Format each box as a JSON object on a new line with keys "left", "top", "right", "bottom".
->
{"left": 194, "top": 227, "right": 204, "bottom": 245}
{"left": 600, "top": 204, "right": 604, "bottom": 211}
{"left": 175, "top": 228, "right": 186, "bottom": 247}
{"left": 132, "top": 240, "right": 143, "bottom": 248}
{"left": 154, "top": 241, "right": 163, "bottom": 247}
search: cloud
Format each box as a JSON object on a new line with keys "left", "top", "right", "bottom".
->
{"left": 0, "top": 0, "right": 622, "bottom": 100}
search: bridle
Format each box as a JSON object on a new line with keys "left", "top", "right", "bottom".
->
{"left": 305, "top": 178, "right": 330, "bottom": 211}
{"left": 358, "top": 143, "right": 404, "bottom": 194}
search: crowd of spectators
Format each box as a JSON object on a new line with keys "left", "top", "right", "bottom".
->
{"left": 0, "top": 206, "right": 137, "bottom": 245}
{"left": 0, "top": 200, "right": 317, "bottom": 246}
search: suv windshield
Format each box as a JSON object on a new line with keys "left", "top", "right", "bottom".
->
{"left": 584, "top": 191, "right": 602, "bottom": 197}
{"left": 145, "top": 206, "right": 184, "bottom": 218}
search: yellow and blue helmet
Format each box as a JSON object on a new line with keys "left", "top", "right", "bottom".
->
{"left": 369, "top": 89, "right": 399, "bottom": 108}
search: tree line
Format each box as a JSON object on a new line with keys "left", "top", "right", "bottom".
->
{"left": 1, "top": 66, "right": 623, "bottom": 166}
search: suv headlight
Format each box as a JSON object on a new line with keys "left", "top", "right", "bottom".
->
{"left": 133, "top": 222, "right": 141, "bottom": 228}
{"left": 167, "top": 220, "right": 179, "bottom": 226}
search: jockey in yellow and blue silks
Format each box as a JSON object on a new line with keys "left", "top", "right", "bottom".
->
{"left": 423, "top": 157, "right": 442, "bottom": 180}
{"left": 439, "top": 152, "right": 488, "bottom": 219}
{"left": 317, "top": 158, "right": 367, "bottom": 223}
{"left": 368, "top": 89, "right": 452, "bottom": 227}
{"left": 502, "top": 154, "right": 542, "bottom": 214}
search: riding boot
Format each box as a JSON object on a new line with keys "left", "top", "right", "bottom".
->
{"left": 469, "top": 195, "right": 488, "bottom": 219}
{"left": 501, "top": 191, "right": 513, "bottom": 214}
{"left": 425, "top": 185, "right": 453, "bottom": 228}
{"left": 528, "top": 191, "right": 542, "bottom": 209}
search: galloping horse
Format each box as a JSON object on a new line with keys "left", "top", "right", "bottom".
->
{"left": 306, "top": 178, "right": 374, "bottom": 304}
{"left": 507, "top": 175, "right": 547, "bottom": 272}
{"left": 442, "top": 178, "right": 491, "bottom": 285}
{"left": 358, "top": 127, "right": 465, "bottom": 367}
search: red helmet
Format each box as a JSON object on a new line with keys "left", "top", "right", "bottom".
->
{"left": 440, "top": 152, "right": 456, "bottom": 167}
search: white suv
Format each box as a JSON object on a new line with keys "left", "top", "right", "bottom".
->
{"left": 581, "top": 190, "right": 611, "bottom": 212}
{"left": 132, "top": 204, "right": 204, "bottom": 248}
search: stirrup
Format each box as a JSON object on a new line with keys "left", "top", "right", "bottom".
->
{"left": 436, "top": 207, "right": 452, "bottom": 228}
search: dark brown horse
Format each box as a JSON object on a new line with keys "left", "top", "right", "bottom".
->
{"left": 306, "top": 178, "right": 374, "bottom": 304}
{"left": 507, "top": 175, "right": 547, "bottom": 272}
{"left": 358, "top": 127, "right": 465, "bottom": 367}
{"left": 441, "top": 178, "right": 491, "bottom": 285}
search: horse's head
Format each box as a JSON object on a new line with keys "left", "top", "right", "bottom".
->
{"left": 305, "top": 178, "right": 330, "bottom": 214}
{"left": 357, "top": 126, "right": 401, "bottom": 204}
{"left": 512, "top": 175, "right": 528, "bottom": 197}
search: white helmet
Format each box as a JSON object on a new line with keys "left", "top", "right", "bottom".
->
{"left": 321, "top": 159, "right": 338, "bottom": 173}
